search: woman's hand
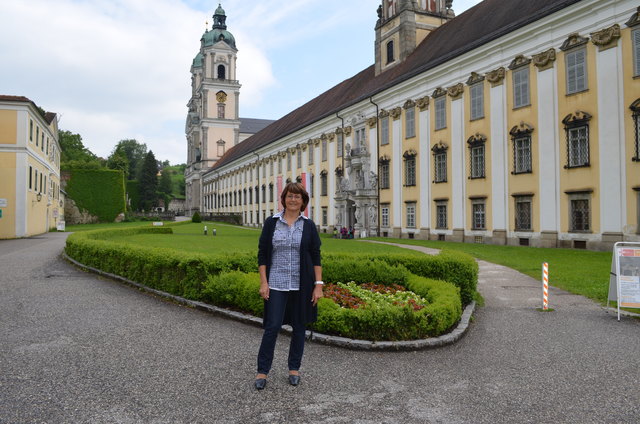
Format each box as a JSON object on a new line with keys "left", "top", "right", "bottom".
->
{"left": 311, "top": 284, "right": 324, "bottom": 306}
{"left": 259, "top": 282, "right": 270, "bottom": 300}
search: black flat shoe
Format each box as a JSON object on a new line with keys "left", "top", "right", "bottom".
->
{"left": 288, "top": 375, "right": 301, "bottom": 386}
{"left": 255, "top": 378, "right": 267, "bottom": 390}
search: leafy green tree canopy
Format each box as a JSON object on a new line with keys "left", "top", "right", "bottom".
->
{"left": 112, "top": 139, "right": 147, "bottom": 180}
{"left": 138, "top": 150, "right": 158, "bottom": 211}
{"left": 59, "top": 130, "right": 102, "bottom": 168}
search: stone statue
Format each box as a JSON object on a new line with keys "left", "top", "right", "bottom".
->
{"left": 355, "top": 206, "right": 361, "bottom": 223}
{"left": 340, "top": 177, "right": 349, "bottom": 192}
{"left": 369, "top": 171, "right": 378, "bottom": 190}
{"left": 369, "top": 205, "right": 377, "bottom": 226}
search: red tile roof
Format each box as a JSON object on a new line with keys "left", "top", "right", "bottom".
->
{"left": 208, "top": 0, "right": 582, "bottom": 172}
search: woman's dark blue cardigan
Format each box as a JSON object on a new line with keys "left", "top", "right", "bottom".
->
{"left": 257, "top": 216, "right": 322, "bottom": 326}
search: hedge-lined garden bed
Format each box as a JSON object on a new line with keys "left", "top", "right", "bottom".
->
{"left": 65, "top": 226, "right": 477, "bottom": 341}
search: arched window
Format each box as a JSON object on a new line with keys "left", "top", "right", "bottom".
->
{"left": 217, "top": 64, "right": 226, "bottom": 79}
{"left": 386, "top": 40, "right": 395, "bottom": 64}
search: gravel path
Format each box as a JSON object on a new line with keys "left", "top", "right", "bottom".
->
{"left": 1, "top": 233, "right": 638, "bottom": 423}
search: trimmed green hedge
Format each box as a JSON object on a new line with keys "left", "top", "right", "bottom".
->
{"left": 126, "top": 180, "right": 140, "bottom": 211}
{"left": 65, "top": 227, "right": 474, "bottom": 341}
{"left": 66, "top": 169, "right": 126, "bottom": 222}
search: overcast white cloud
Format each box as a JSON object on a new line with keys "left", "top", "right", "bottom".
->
{"left": 0, "top": 0, "right": 482, "bottom": 165}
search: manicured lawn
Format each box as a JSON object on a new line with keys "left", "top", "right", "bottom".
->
{"left": 65, "top": 221, "right": 616, "bottom": 306}
{"left": 102, "top": 222, "right": 425, "bottom": 257}
{"left": 371, "top": 237, "right": 612, "bottom": 305}
{"left": 64, "top": 221, "right": 177, "bottom": 232}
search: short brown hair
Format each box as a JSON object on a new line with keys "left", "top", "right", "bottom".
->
{"left": 280, "top": 182, "right": 309, "bottom": 213}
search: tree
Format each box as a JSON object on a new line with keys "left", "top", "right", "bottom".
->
{"left": 158, "top": 168, "right": 173, "bottom": 195}
{"left": 106, "top": 149, "right": 129, "bottom": 177}
{"left": 58, "top": 130, "right": 102, "bottom": 168}
{"left": 112, "top": 139, "right": 147, "bottom": 180}
{"left": 138, "top": 150, "right": 158, "bottom": 211}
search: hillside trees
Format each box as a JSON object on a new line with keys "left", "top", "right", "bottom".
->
{"left": 139, "top": 150, "right": 159, "bottom": 211}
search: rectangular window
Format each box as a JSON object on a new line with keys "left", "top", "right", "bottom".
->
{"left": 570, "top": 196, "right": 590, "bottom": 232}
{"left": 36, "top": 127, "right": 39, "bottom": 147}
{"left": 404, "top": 156, "right": 416, "bottom": 186}
{"left": 29, "top": 120, "right": 33, "bottom": 142}
{"left": 321, "top": 174, "right": 327, "bottom": 196}
{"left": 514, "top": 135, "right": 532, "bottom": 173}
{"left": 406, "top": 203, "right": 416, "bottom": 228}
{"left": 568, "top": 125, "right": 589, "bottom": 167}
{"left": 34, "top": 169, "right": 38, "bottom": 191}
{"left": 566, "top": 48, "right": 587, "bottom": 94}
{"left": 29, "top": 166, "right": 32, "bottom": 189}
{"left": 297, "top": 149, "right": 302, "bottom": 168}
{"left": 405, "top": 107, "right": 415, "bottom": 138}
{"left": 381, "top": 205, "right": 389, "bottom": 227}
{"left": 270, "top": 161, "right": 274, "bottom": 175}
{"left": 436, "top": 203, "right": 447, "bottom": 229}
{"left": 337, "top": 134, "right": 343, "bottom": 158}
{"left": 322, "top": 207, "right": 327, "bottom": 226}
{"left": 381, "top": 117, "right": 389, "bottom": 145}
{"left": 435, "top": 96, "right": 446, "bottom": 130}
{"left": 269, "top": 185, "right": 273, "bottom": 202}
{"left": 514, "top": 196, "right": 532, "bottom": 231}
{"left": 634, "top": 113, "right": 640, "bottom": 160}
{"left": 287, "top": 152, "right": 291, "bottom": 171}
{"left": 470, "top": 145, "right": 485, "bottom": 178}
{"left": 472, "top": 201, "right": 486, "bottom": 230}
{"left": 322, "top": 140, "right": 327, "bottom": 161}
{"left": 470, "top": 83, "right": 484, "bottom": 120}
{"left": 380, "top": 162, "right": 390, "bottom": 189}
{"left": 217, "top": 104, "right": 225, "bottom": 119}
{"left": 634, "top": 29, "right": 640, "bottom": 77}
{"left": 513, "top": 67, "right": 530, "bottom": 108}
{"left": 308, "top": 145, "right": 314, "bottom": 164}
{"left": 278, "top": 157, "right": 282, "bottom": 173}
{"left": 434, "top": 152, "right": 447, "bottom": 183}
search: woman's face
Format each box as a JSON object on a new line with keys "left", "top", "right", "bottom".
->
{"left": 285, "top": 191, "right": 303, "bottom": 212}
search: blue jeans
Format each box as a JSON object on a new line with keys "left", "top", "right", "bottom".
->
{"left": 257, "top": 290, "right": 306, "bottom": 375}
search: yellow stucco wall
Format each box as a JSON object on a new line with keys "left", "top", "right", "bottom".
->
{"left": 0, "top": 153, "right": 16, "bottom": 238}
{"left": 0, "top": 110, "right": 17, "bottom": 144}
{"left": 556, "top": 42, "right": 601, "bottom": 233}
{"left": 623, "top": 26, "right": 640, "bottom": 233}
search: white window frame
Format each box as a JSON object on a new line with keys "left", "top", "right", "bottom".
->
{"left": 514, "top": 135, "right": 532, "bottom": 174}
{"left": 470, "top": 145, "right": 485, "bottom": 179}
{"left": 471, "top": 200, "right": 486, "bottom": 230}
{"left": 405, "top": 107, "right": 415, "bottom": 138}
{"left": 568, "top": 125, "right": 589, "bottom": 167}
{"left": 434, "top": 152, "right": 447, "bottom": 183}
{"left": 435, "top": 96, "right": 446, "bottom": 130}
{"left": 470, "top": 82, "right": 484, "bottom": 120}
{"left": 404, "top": 156, "right": 416, "bottom": 186}
{"left": 381, "top": 116, "right": 389, "bottom": 145}
{"left": 514, "top": 196, "right": 532, "bottom": 231}
{"left": 381, "top": 205, "right": 390, "bottom": 227}
{"left": 513, "top": 67, "right": 530, "bottom": 108}
{"left": 406, "top": 203, "right": 416, "bottom": 228}
{"left": 436, "top": 201, "right": 447, "bottom": 229}
{"left": 566, "top": 48, "right": 587, "bottom": 94}
{"left": 380, "top": 162, "right": 390, "bottom": 189}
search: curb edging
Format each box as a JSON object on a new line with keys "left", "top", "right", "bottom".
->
{"left": 63, "top": 252, "right": 476, "bottom": 351}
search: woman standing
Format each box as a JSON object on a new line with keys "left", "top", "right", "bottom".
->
{"left": 255, "top": 182, "right": 323, "bottom": 390}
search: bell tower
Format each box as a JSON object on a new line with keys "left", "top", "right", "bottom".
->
{"left": 375, "top": 0, "right": 454, "bottom": 76}
{"left": 185, "top": 3, "right": 241, "bottom": 214}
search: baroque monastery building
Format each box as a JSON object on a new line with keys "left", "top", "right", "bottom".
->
{"left": 186, "top": 0, "right": 640, "bottom": 251}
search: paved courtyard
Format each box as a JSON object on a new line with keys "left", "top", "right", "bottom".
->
{"left": 1, "top": 232, "right": 638, "bottom": 423}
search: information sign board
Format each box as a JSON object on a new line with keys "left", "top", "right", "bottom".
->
{"left": 608, "top": 242, "right": 640, "bottom": 320}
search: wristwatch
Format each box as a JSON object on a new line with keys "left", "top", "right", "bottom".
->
{"left": 314, "top": 281, "right": 324, "bottom": 285}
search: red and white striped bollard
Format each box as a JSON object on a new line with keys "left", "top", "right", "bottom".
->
{"left": 542, "top": 262, "right": 549, "bottom": 310}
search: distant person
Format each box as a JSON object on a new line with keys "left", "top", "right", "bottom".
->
{"left": 255, "top": 182, "right": 323, "bottom": 390}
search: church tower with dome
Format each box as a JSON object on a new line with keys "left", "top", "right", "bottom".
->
{"left": 185, "top": 4, "right": 273, "bottom": 215}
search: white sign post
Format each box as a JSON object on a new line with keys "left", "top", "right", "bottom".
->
{"left": 609, "top": 242, "right": 640, "bottom": 321}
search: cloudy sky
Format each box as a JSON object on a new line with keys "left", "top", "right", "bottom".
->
{"left": 1, "top": 0, "right": 482, "bottom": 165}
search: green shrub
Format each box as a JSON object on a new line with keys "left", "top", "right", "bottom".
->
{"left": 65, "top": 168, "right": 126, "bottom": 222}
{"left": 192, "top": 211, "right": 202, "bottom": 223}
{"left": 65, "top": 227, "right": 470, "bottom": 341}
{"left": 201, "top": 271, "right": 264, "bottom": 317}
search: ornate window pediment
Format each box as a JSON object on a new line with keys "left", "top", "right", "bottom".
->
{"left": 379, "top": 154, "right": 391, "bottom": 163}
{"left": 626, "top": 6, "right": 640, "bottom": 27}
{"left": 367, "top": 117, "right": 377, "bottom": 127}
{"left": 466, "top": 72, "right": 485, "bottom": 85}
{"left": 447, "top": 83, "right": 464, "bottom": 99}
{"left": 432, "top": 87, "right": 447, "bottom": 98}
{"left": 431, "top": 141, "right": 448, "bottom": 153}
{"left": 403, "top": 149, "right": 417, "bottom": 158}
{"left": 416, "top": 96, "right": 430, "bottom": 110}
{"left": 378, "top": 109, "right": 389, "bottom": 118}
{"left": 334, "top": 166, "right": 343, "bottom": 176}
{"left": 467, "top": 133, "right": 487, "bottom": 147}
{"left": 403, "top": 99, "right": 416, "bottom": 109}
{"left": 485, "top": 67, "right": 505, "bottom": 86}
{"left": 389, "top": 107, "right": 402, "bottom": 120}
{"left": 533, "top": 48, "right": 556, "bottom": 71}
{"left": 320, "top": 169, "right": 328, "bottom": 176}
{"left": 510, "top": 122, "right": 534, "bottom": 137}
{"left": 562, "top": 110, "right": 592, "bottom": 127}
{"left": 560, "top": 33, "right": 589, "bottom": 51}
{"left": 508, "top": 55, "right": 531, "bottom": 70}
{"left": 590, "top": 24, "right": 621, "bottom": 51}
